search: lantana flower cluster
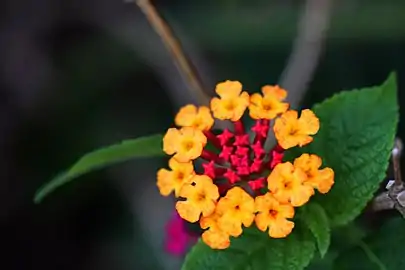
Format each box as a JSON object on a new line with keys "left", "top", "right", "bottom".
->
{"left": 157, "top": 81, "right": 335, "bottom": 250}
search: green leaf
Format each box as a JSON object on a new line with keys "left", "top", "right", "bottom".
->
{"left": 182, "top": 226, "right": 315, "bottom": 270}
{"left": 300, "top": 203, "right": 331, "bottom": 258}
{"left": 334, "top": 217, "right": 405, "bottom": 270}
{"left": 306, "top": 250, "right": 338, "bottom": 270}
{"left": 286, "top": 72, "right": 399, "bottom": 226}
{"left": 34, "top": 134, "right": 164, "bottom": 203}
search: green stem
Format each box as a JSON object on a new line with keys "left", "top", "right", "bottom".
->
{"left": 358, "top": 241, "right": 387, "bottom": 270}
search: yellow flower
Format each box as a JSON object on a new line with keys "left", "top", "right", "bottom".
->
{"left": 216, "top": 187, "right": 255, "bottom": 237}
{"left": 176, "top": 175, "right": 219, "bottom": 223}
{"left": 293, "top": 153, "right": 334, "bottom": 194}
{"left": 163, "top": 127, "right": 207, "bottom": 162}
{"left": 200, "top": 212, "right": 230, "bottom": 249}
{"left": 156, "top": 157, "right": 195, "bottom": 197}
{"left": 255, "top": 192, "right": 295, "bottom": 238}
{"left": 267, "top": 162, "right": 314, "bottom": 207}
{"left": 175, "top": 104, "right": 214, "bottom": 131}
{"left": 273, "top": 109, "right": 320, "bottom": 149}
{"left": 210, "top": 80, "right": 250, "bottom": 121}
{"left": 249, "top": 85, "right": 289, "bottom": 120}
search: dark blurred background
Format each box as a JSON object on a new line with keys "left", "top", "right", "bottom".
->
{"left": 1, "top": 0, "right": 405, "bottom": 269}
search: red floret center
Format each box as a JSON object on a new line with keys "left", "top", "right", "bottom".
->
{"left": 201, "top": 120, "right": 285, "bottom": 194}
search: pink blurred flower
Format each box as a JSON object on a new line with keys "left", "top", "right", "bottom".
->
{"left": 165, "top": 211, "right": 198, "bottom": 256}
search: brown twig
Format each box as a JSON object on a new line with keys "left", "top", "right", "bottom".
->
{"left": 371, "top": 138, "right": 405, "bottom": 217}
{"left": 391, "top": 138, "right": 403, "bottom": 188}
{"left": 279, "top": 0, "right": 333, "bottom": 97}
{"left": 135, "top": 0, "right": 210, "bottom": 106}
{"left": 264, "top": 0, "right": 333, "bottom": 150}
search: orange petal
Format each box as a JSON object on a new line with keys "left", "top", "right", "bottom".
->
{"left": 248, "top": 93, "right": 264, "bottom": 120}
{"left": 294, "top": 153, "right": 322, "bottom": 172}
{"left": 290, "top": 184, "right": 314, "bottom": 207}
{"left": 178, "top": 182, "right": 196, "bottom": 198}
{"left": 269, "top": 218, "right": 295, "bottom": 238}
{"left": 200, "top": 213, "right": 218, "bottom": 229}
{"left": 197, "top": 106, "right": 215, "bottom": 130}
{"left": 202, "top": 229, "right": 230, "bottom": 249}
{"left": 163, "top": 128, "right": 180, "bottom": 155}
{"left": 199, "top": 200, "right": 217, "bottom": 217}
{"left": 241, "top": 211, "right": 255, "bottom": 227}
{"left": 280, "top": 110, "right": 298, "bottom": 122}
{"left": 231, "top": 91, "right": 250, "bottom": 121}
{"left": 262, "top": 85, "right": 287, "bottom": 100}
{"left": 176, "top": 201, "right": 201, "bottom": 223}
{"left": 215, "top": 80, "right": 243, "bottom": 98}
{"left": 175, "top": 105, "right": 198, "bottom": 127}
{"left": 298, "top": 109, "right": 320, "bottom": 135}
{"left": 277, "top": 203, "right": 295, "bottom": 219}
{"left": 255, "top": 212, "right": 272, "bottom": 232}
{"left": 217, "top": 214, "right": 243, "bottom": 237}
{"left": 267, "top": 162, "right": 295, "bottom": 192}
{"left": 156, "top": 168, "right": 173, "bottom": 196}
{"left": 316, "top": 168, "right": 335, "bottom": 194}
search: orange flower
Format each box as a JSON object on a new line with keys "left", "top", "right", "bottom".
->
{"left": 176, "top": 175, "right": 219, "bottom": 223}
{"left": 255, "top": 192, "right": 295, "bottom": 238}
{"left": 210, "top": 80, "right": 250, "bottom": 121}
{"left": 175, "top": 105, "right": 214, "bottom": 131}
{"left": 163, "top": 127, "right": 207, "bottom": 162}
{"left": 273, "top": 109, "right": 320, "bottom": 149}
{"left": 249, "top": 85, "right": 289, "bottom": 120}
{"left": 200, "top": 212, "right": 230, "bottom": 249}
{"left": 156, "top": 157, "right": 195, "bottom": 197}
{"left": 267, "top": 162, "right": 314, "bottom": 207}
{"left": 215, "top": 187, "right": 255, "bottom": 237}
{"left": 293, "top": 153, "right": 334, "bottom": 194}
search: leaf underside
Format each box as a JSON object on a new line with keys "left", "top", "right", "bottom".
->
{"left": 34, "top": 134, "right": 164, "bottom": 203}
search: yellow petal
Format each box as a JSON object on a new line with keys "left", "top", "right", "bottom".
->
{"left": 280, "top": 110, "right": 298, "bottom": 122}
{"left": 215, "top": 80, "right": 243, "bottom": 98}
{"left": 248, "top": 93, "right": 263, "bottom": 120}
{"left": 178, "top": 182, "right": 196, "bottom": 198}
{"left": 262, "top": 85, "right": 287, "bottom": 100}
{"left": 197, "top": 106, "right": 215, "bottom": 130}
{"left": 175, "top": 104, "right": 198, "bottom": 127}
{"left": 176, "top": 201, "right": 200, "bottom": 223}
{"left": 254, "top": 194, "right": 269, "bottom": 212}
{"left": 230, "top": 91, "right": 250, "bottom": 121}
{"left": 269, "top": 218, "right": 295, "bottom": 238}
{"left": 198, "top": 200, "right": 217, "bottom": 217}
{"left": 294, "top": 153, "right": 322, "bottom": 172}
{"left": 290, "top": 184, "right": 314, "bottom": 207}
{"left": 204, "top": 182, "right": 220, "bottom": 202}
{"left": 316, "top": 168, "right": 335, "bottom": 194}
{"left": 163, "top": 128, "right": 180, "bottom": 155}
{"left": 200, "top": 213, "right": 218, "bottom": 229}
{"left": 241, "top": 211, "right": 255, "bottom": 227}
{"left": 298, "top": 109, "right": 320, "bottom": 135}
{"left": 278, "top": 203, "right": 295, "bottom": 219}
{"left": 255, "top": 212, "right": 272, "bottom": 232}
{"left": 218, "top": 214, "right": 243, "bottom": 237}
{"left": 202, "top": 229, "right": 230, "bottom": 249}
{"left": 193, "top": 175, "right": 214, "bottom": 192}
{"left": 267, "top": 162, "right": 294, "bottom": 192}
{"left": 156, "top": 168, "right": 173, "bottom": 196}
